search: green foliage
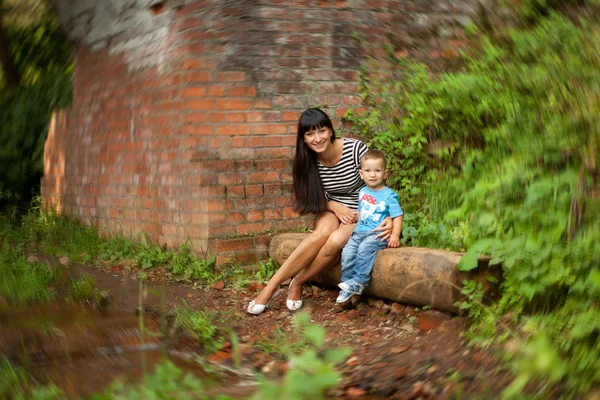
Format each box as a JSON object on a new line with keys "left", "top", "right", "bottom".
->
{"left": 0, "top": 242, "right": 56, "bottom": 304}
{"left": 1, "top": 203, "right": 219, "bottom": 285}
{"left": 89, "top": 360, "right": 224, "bottom": 400}
{"left": 252, "top": 258, "right": 279, "bottom": 283}
{"left": 0, "top": 7, "right": 72, "bottom": 210}
{"left": 69, "top": 275, "right": 106, "bottom": 306}
{"left": 253, "top": 328, "right": 313, "bottom": 356}
{"left": 252, "top": 312, "right": 351, "bottom": 400}
{"left": 349, "top": 11, "right": 600, "bottom": 397}
{"left": 173, "top": 304, "right": 223, "bottom": 354}
{"left": 0, "top": 356, "right": 65, "bottom": 400}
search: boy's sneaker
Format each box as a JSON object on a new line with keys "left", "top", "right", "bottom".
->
{"left": 338, "top": 280, "right": 364, "bottom": 295}
{"left": 336, "top": 290, "right": 354, "bottom": 304}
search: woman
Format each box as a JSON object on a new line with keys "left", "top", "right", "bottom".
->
{"left": 247, "top": 108, "right": 392, "bottom": 315}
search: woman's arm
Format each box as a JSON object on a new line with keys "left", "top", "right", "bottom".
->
{"left": 373, "top": 216, "right": 393, "bottom": 241}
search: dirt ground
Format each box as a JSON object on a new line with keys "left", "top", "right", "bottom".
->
{"left": 2, "top": 256, "right": 515, "bottom": 399}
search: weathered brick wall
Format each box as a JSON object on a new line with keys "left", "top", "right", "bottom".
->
{"left": 43, "top": 0, "right": 487, "bottom": 265}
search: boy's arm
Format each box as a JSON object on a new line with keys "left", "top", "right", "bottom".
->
{"left": 388, "top": 215, "right": 403, "bottom": 248}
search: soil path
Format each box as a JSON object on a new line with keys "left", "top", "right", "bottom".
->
{"left": 5, "top": 257, "right": 512, "bottom": 399}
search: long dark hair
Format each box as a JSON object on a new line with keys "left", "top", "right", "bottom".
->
{"left": 292, "top": 108, "right": 336, "bottom": 215}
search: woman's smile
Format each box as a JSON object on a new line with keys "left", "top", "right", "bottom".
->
{"left": 304, "top": 126, "right": 332, "bottom": 152}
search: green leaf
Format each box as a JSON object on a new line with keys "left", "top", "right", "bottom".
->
{"left": 303, "top": 325, "right": 325, "bottom": 347}
{"left": 590, "top": 269, "right": 600, "bottom": 287}
{"left": 323, "top": 347, "right": 352, "bottom": 364}
{"left": 458, "top": 250, "right": 479, "bottom": 272}
{"left": 486, "top": 276, "right": 499, "bottom": 284}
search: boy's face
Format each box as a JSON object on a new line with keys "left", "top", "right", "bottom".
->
{"left": 359, "top": 158, "right": 387, "bottom": 189}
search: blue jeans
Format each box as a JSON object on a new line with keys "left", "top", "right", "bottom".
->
{"left": 340, "top": 230, "right": 387, "bottom": 287}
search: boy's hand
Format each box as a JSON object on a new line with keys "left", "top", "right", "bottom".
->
{"left": 387, "top": 235, "right": 400, "bottom": 248}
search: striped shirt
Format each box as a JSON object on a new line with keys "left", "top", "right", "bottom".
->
{"left": 317, "top": 138, "right": 368, "bottom": 210}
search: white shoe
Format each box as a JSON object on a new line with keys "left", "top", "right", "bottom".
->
{"left": 247, "top": 288, "right": 280, "bottom": 315}
{"left": 286, "top": 278, "right": 303, "bottom": 311}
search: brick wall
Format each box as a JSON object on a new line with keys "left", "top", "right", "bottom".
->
{"left": 43, "top": 0, "right": 486, "bottom": 266}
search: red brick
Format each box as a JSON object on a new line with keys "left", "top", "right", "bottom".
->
{"left": 185, "top": 112, "right": 208, "bottom": 122}
{"left": 237, "top": 222, "right": 272, "bottom": 235}
{"left": 182, "top": 59, "right": 207, "bottom": 69}
{"left": 247, "top": 137, "right": 264, "bottom": 147}
{"left": 247, "top": 210, "right": 263, "bottom": 221}
{"left": 191, "top": 213, "right": 208, "bottom": 225}
{"left": 263, "top": 111, "right": 281, "bottom": 121}
{"left": 213, "top": 237, "right": 253, "bottom": 252}
{"left": 254, "top": 99, "right": 271, "bottom": 109}
{"left": 185, "top": 125, "right": 213, "bottom": 135}
{"left": 245, "top": 185, "right": 263, "bottom": 196}
{"left": 255, "top": 159, "right": 288, "bottom": 170}
{"left": 215, "top": 125, "right": 250, "bottom": 135}
{"left": 247, "top": 112, "right": 263, "bottom": 122}
{"left": 209, "top": 137, "right": 228, "bottom": 149}
{"left": 231, "top": 137, "right": 246, "bottom": 147}
{"left": 184, "top": 87, "right": 206, "bottom": 97}
{"left": 218, "top": 71, "right": 246, "bottom": 82}
{"left": 265, "top": 209, "right": 282, "bottom": 219}
{"left": 207, "top": 201, "right": 226, "bottom": 211}
{"left": 208, "top": 85, "right": 225, "bottom": 96}
{"left": 282, "top": 111, "right": 299, "bottom": 121}
{"left": 228, "top": 86, "right": 246, "bottom": 97}
{"left": 217, "top": 100, "right": 252, "bottom": 110}
{"left": 216, "top": 254, "right": 227, "bottom": 266}
{"left": 256, "top": 148, "right": 293, "bottom": 158}
{"left": 265, "top": 136, "right": 282, "bottom": 147}
{"left": 283, "top": 207, "right": 298, "bottom": 218}
{"left": 189, "top": 72, "right": 211, "bottom": 82}
{"left": 210, "top": 225, "right": 236, "bottom": 237}
{"left": 188, "top": 100, "right": 214, "bottom": 110}
{"left": 252, "top": 124, "right": 287, "bottom": 135}
{"left": 219, "top": 174, "right": 243, "bottom": 185}
{"left": 209, "top": 112, "right": 226, "bottom": 122}
{"left": 247, "top": 171, "right": 279, "bottom": 183}
{"left": 264, "top": 184, "right": 282, "bottom": 195}
{"left": 227, "top": 211, "right": 244, "bottom": 222}
{"left": 226, "top": 185, "right": 245, "bottom": 197}
{"left": 227, "top": 112, "right": 246, "bottom": 122}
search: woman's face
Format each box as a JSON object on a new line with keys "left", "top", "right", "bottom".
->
{"left": 303, "top": 126, "right": 333, "bottom": 153}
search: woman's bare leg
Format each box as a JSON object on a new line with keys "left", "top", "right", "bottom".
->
{"left": 288, "top": 223, "right": 355, "bottom": 301}
{"left": 252, "top": 212, "right": 340, "bottom": 305}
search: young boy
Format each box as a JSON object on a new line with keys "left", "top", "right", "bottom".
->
{"left": 336, "top": 150, "right": 404, "bottom": 304}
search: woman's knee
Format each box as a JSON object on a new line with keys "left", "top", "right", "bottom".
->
{"left": 311, "top": 216, "right": 339, "bottom": 243}
{"left": 323, "top": 229, "right": 351, "bottom": 253}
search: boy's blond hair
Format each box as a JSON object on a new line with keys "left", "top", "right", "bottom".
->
{"left": 360, "top": 149, "right": 387, "bottom": 169}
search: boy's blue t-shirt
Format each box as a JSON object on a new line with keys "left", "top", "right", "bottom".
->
{"left": 355, "top": 186, "right": 403, "bottom": 232}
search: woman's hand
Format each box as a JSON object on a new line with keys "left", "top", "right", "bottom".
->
{"left": 373, "top": 216, "right": 393, "bottom": 241}
{"left": 328, "top": 201, "right": 358, "bottom": 225}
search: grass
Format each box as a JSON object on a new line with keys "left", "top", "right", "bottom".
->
{"left": 0, "top": 356, "right": 64, "bottom": 400}
{"left": 252, "top": 258, "right": 278, "bottom": 283}
{"left": 253, "top": 328, "right": 314, "bottom": 357}
{"left": 68, "top": 275, "right": 107, "bottom": 306}
{"left": 0, "top": 201, "right": 221, "bottom": 306}
{"left": 173, "top": 304, "right": 224, "bottom": 354}
{"left": 0, "top": 242, "right": 57, "bottom": 304}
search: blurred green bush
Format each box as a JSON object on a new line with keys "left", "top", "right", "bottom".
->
{"left": 0, "top": 1, "right": 72, "bottom": 211}
{"left": 346, "top": 7, "right": 600, "bottom": 398}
